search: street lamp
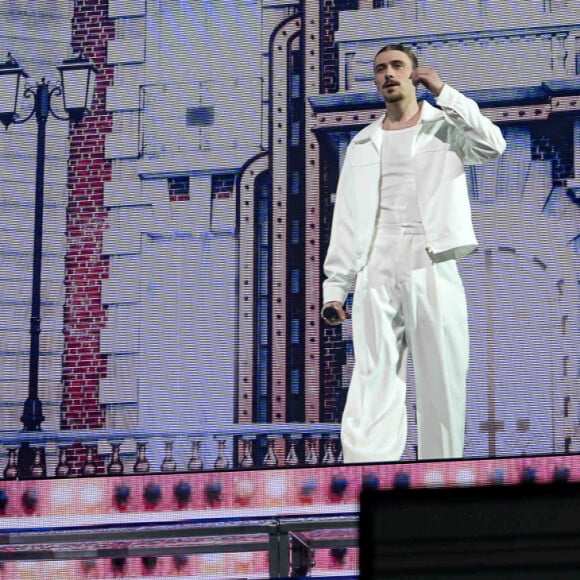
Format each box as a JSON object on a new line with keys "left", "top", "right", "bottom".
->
{"left": 0, "top": 51, "right": 97, "bottom": 477}
{"left": 0, "top": 54, "right": 28, "bottom": 129}
{"left": 57, "top": 53, "right": 97, "bottom": 122}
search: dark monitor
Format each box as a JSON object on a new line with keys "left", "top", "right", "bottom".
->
{"left": 359, "top": 482, "right": 580, "bottom": 579}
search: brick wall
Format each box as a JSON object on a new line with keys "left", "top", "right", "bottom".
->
{"left": 322, "top": 0, "right": 361, "bottom": 93}
{"left": 320, "top": 1, "right": 347, "bottom": 422}
{"left": 321, "top": 0, "right": 339, "bottom": 94}
{"left": 319, "top": 143, "right": 348, "bottom": 422}
{"left": 60, "top": 0, "right": 114, "bottom": 470}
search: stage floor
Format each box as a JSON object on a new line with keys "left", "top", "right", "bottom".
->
{"left": 0, "top": 453, "right": 577, "bottom": 578}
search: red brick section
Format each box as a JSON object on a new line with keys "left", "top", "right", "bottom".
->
{"left": 60, "top": 0, "right": 114, "bottom": 473}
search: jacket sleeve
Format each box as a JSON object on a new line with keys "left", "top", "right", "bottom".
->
{"left": 435, "top": 84, "right": 506, "bottom": 165}
{"left": 322, "top": 149, "right": 358, "bottom": 305}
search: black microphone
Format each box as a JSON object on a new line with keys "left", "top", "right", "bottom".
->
{"left": 322, "top": 305, "right": 340, "bottom": 323}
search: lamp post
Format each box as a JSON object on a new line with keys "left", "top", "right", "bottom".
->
{"left": 0, "top": 52, "right": 97, "bottom": 477}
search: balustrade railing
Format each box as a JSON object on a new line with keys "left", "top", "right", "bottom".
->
{"left": 0, "top": 423, "right": 342, "bottom": 480}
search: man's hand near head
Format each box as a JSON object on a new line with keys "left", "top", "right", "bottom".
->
{"left": 410, "top": 67, "right": 444, "bottom": 96}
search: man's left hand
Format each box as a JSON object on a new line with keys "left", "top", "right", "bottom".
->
{"left": 410, "top": 67, "right": 444, "bottom": 96}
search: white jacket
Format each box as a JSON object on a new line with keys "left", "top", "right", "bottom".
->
{"left": 322, "top": 84, "right": 506, "bottom": 305}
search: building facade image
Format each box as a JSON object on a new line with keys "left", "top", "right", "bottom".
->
{"left": 0, "top": 0, "right": 578, "bottom": 475}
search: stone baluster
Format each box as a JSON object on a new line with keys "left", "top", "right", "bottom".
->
{"left": 240, "top": 436, "right": 255, "bottom": 468}
{"left": 187, "top": 439, "right": 204, "bottom": 471}
{"left": 262, "top": 435, "right": 278, "bottom": 468}
{"left": 161, "top": 440, "right": 177, "bottom": 472}
{"left": 214, "top": 438, "right": 230, "bottom": 470}
{"left": 285, "top": 435, "right": 301, "bottom": 467}
{"left": 55, "top": 445, "right": 72, "bottom": 478}
{"left": 134, "top": 441, "right": 150, "bottom": 474}
{"left": 3, "top": 448, "right": 18, "bottom": 480}
{"left": 82, "top": 444, "right": 98, "bottom": 477}
{"left": 321, "top": 437, "right": 336, "bottom": 466}
{"left": 305, "top": 435, "right": 320, "bottom": 466}
{"left": 107, "top": 442, "right": 124, "bottom": 475}
{"left": 30, "top": 446, "right": 47, "bottom": 479}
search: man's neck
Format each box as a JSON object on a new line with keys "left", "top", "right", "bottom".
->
{"left": 383, "top": 99, "right": 421, "bottom": 130}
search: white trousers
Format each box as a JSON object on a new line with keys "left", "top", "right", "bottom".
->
{"left": 341, "top": 220, "right": 469, "bottom": 463}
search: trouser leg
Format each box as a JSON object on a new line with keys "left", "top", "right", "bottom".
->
{"left": 341, "top": 268, "right": 408, "bottom": 463}
{"left": 403, "top": 259, "right": 469, "bottom": 460}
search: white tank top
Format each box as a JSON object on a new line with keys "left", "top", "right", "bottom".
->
{"left": 379, "top": 124, "right": 421, "bottom": 226}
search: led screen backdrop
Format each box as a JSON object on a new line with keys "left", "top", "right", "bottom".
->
{"left": 0, "top": 0, "right": 578, "bottom": 475}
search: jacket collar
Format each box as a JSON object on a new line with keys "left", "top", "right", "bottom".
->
{"left": 353, "top": 99, "right": 444, "bottom": 152}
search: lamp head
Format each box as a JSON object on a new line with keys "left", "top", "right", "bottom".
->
{"left": 0, "top": 53, "right": 28, "bottom": 128}
{"left": 57, "top": 50, "right": 98, "bottom": 122}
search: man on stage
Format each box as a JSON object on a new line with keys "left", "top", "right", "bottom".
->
{"left": 321, "top": 44, "right": 505, "bottom": 463}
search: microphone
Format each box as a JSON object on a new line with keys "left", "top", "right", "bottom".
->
{"left": 322, "top": 305, "right": 340, "bottom": 323}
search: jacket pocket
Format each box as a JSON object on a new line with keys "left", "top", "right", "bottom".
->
{"left": 350, "top": 142, "right": 379, "bottom": 166}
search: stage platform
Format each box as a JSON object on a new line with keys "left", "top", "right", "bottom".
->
{"left": 0, "top": 453, "right": 577, "bottom": 578}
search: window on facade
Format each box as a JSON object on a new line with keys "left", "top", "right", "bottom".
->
{"left": 335, "top": 0, "right": 359, "bottom": 10}
{"left": 290, "top": 269, "right": 300, "bottom": 294}
{"left": 290, "top": 220, "right": 300, "bottom": 245}
{"left": 210, "top": 173, "right": 236, "bottom": 231}
{"left": 258, "top": 307, "right": 268, "bottom": 346}
{"left": 168, "top": 176, "right": 190, "bottom": 201}
{"left": 290, "top": 171, "right": 300, "bottom": 196}
{"left": 290, "top": 368, "right": 301, "bottom": 395}
{"left": 186, "top": 106, "right": 215, "bottom": 127}
{"left": 211, "top": 173, "right": 235, "bottom": 200}
{"left": 290, "top": 319, "right": 300, "bottom": 345}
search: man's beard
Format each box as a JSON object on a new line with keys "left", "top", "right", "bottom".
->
{"left": 384, "top": 91, "right": 404, "bottom": 103}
